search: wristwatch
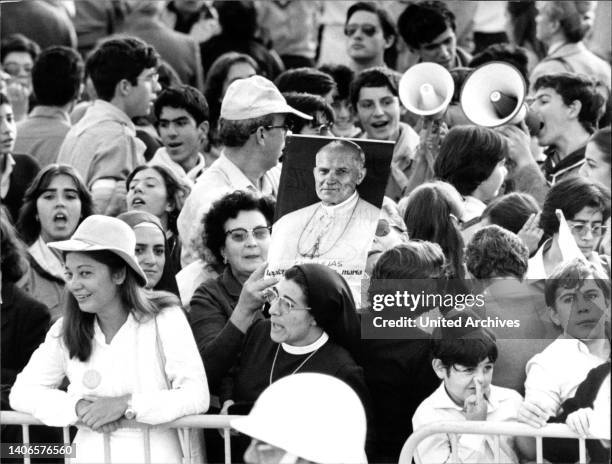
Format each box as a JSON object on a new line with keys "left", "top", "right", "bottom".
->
{"left": 124, "top": 398, "right": 136, "bottom": 420}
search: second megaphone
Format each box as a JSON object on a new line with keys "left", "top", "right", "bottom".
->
{"left": 460, "top": 61, "right": 534, "bottom": 128}
{"left": 399, "top": 62, "right": 454, "bottom": 117}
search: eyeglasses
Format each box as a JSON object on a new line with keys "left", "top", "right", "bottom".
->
{"left": 269, "top": 286, "right": 310, "bottom": 313}
{"left": 225, "top": 226, "right": 271, "bottom": 242}
{"left": 566, "top": 221, "right": 608, "bottom": 237}
{"left": 344, "top": 23, "right": 379, "bottom": 37}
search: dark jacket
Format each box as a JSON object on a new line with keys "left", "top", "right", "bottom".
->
{"left": 2, "top": 154, "right": 40, "bottom": 223}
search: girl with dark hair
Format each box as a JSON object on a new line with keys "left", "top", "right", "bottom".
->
{"left": 126, "top": 164, "right": 190, "bottom": 278}
{"left": 10, "top": 215, "right": 208, "bottom": 463}
{"left": 17, "top": 164, "right": 94, "bottom": 321}
{"left": 402, "top": 181, "right": 467, "bottom": 282}
{"left": 204, "top": 52, "right": 259, "bottom": 148}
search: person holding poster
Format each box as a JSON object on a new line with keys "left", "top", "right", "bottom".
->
{"left": 267, "top": 139, "right": 381, "bottom": 300}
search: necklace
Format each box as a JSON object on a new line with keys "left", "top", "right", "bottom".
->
{"left": 269, "top": 344, "right": 321, "bottom": 385}
{"left": 296, "top": 200, "right": 359, "bottom": 258}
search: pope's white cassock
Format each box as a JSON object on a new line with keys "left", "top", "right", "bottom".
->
{"left": 267, "top": 191, "right": 380, "bottom": 276}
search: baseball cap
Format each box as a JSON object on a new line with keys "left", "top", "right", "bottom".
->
{"left": 220, "top": 75, "right": 312, "bottom": 121}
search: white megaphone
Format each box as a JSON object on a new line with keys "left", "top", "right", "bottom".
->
{"left": 399, "top": 62, "right": 454, "bottom": 118}
{"left": 460, "top": 61, "right": 530, "bottom": 127}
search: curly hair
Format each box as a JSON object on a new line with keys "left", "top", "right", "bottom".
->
{"left": 1, "top": 208, "right": 29, "bottom": 283}
{"left": 126, "top": 164, "right": 191, "bottom": 236}
{"left": 466, "top": 225, "right": 529, "bottom": 280}
{"left": 17, "top": 164, "right": 94, "bottom": 246}
{"left": 201, "top": 190, "right": 275, "bottom": 265}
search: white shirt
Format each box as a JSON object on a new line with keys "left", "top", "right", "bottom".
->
{"left": 412, "top": 382, "right": 523, "bottom": 464}
{"left": 149, "top": 146, "right": 206, "bottom": 188}
{"left": 177, "top": 152, "right": 280, "bottom": 266}
{"left": 10, "top": 306, "right": 209, "bottom": 463}
{"left": 463, "top": 196, "right": 486, "bottom": 223}
{"left": 413, "top": 383, "right": 522, "bottom": 464}
{"left": 0, "top": 153, "right": 15, "bottom": 199}
{"left": 525, "top": 336, "right": 607, "bottom": 415}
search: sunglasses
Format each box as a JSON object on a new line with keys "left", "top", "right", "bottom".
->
{"left": 344, "top": 24, "right": 379, "bottom": 37}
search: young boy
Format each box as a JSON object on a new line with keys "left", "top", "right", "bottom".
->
{"left": 520, "top": 258, "right": 610, "bottom": 428}
{"left": 412, "top": 310, "right": 524, "bottom": 464}
{"left": 150, "top": 85, "right": 210, "bottom": 186}
{"left": 57, "top": 36, "right": 160, "bottom": 215}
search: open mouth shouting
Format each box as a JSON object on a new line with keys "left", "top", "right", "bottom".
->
{"left": 131, "top": 196, "right": 146, "bottom": 208}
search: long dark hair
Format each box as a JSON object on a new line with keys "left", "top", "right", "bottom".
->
{"left": 17, "top": 164, "right": 94, "bottom": 245}
{"left": 126, "top": 164, "right": 190, "bottom": 236}
{"left": 403, "top": 182, "right": 466, "bottom": 281}
{"left": 62, "top": 250, "right": 179, "bottom": 361}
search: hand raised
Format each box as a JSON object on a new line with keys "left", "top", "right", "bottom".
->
{"left": 518, "top": 212, "right": 544, "bottom": 255}
{"left": 231, "top": 262, "right": 279, "bottom": 333}
{"left": 464, "top": 379, "right": 488, "bottom": 421}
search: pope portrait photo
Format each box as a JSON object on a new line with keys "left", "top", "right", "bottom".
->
{"left": 267, "top": 138, "right": 391, "bottom": 298}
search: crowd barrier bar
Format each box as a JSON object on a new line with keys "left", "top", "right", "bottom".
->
{"left": 399, "top": 420, "right": 609, "bottom": 464}
{"left": 1, "top": 411, "right": 240, "bottom": 464}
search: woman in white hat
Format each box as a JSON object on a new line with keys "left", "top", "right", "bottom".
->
{"left": 9, "top": 215, "right": 209, "bottom": 463}
{"left": 231, "top": 373, "right": 368, "bottom": 464}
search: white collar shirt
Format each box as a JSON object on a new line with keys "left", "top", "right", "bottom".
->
{"left": 525, "top": 336, "right": 607, "bottom": 415}
{"left": 413, "top": 382, "right": 522, "bottom": 464}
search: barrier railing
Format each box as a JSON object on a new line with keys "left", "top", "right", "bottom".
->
{"left": 0, "top": 411, "right": 241, "bottom": 464}
{"left": 399, "top": 420, "right": 609, "bottom": 464}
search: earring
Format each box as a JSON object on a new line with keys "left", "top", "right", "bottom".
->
{"left": 223, "top": 255, "right": 228, "bottom": 264}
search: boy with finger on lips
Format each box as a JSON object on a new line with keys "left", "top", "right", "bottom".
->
{"left": 412, "top": 310, "right": 532, "bottom": 464}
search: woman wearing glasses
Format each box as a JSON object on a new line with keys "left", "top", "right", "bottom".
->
{"left": 526, "top": 176, "right": 611, "bottom": 279}
{"left": 189, "top": 190, "right": 276, "bottom": 365}
{"left": 204, "top": 261, "right": 369, "bottom": 460}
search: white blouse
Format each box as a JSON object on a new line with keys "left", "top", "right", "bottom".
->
{"left": 10, "top": 305, "right": 209, "bottom": 463}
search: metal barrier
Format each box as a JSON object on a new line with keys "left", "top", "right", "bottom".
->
{"left": 0, "top": 411, "right": 242, "bottom": 464}
{"left": 399, "top": 420, "right": 609, "bottom": 464}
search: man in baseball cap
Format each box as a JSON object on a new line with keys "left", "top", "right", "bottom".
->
{"left": 178, "top": 75, "right": 311, "bottom": 266}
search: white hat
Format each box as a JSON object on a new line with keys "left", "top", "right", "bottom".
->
{"left": 48, "top": 215, "right": 147, "bottom": 287}
{"left": 231, "top": 373, "right": 367, "bottom": 464}
{"left": 220, "top": 75, "right": 312, "bottom": 121}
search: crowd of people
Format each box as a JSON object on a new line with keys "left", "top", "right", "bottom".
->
{"left": 0, "top": 1, "right": 611, "bottom": 463}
